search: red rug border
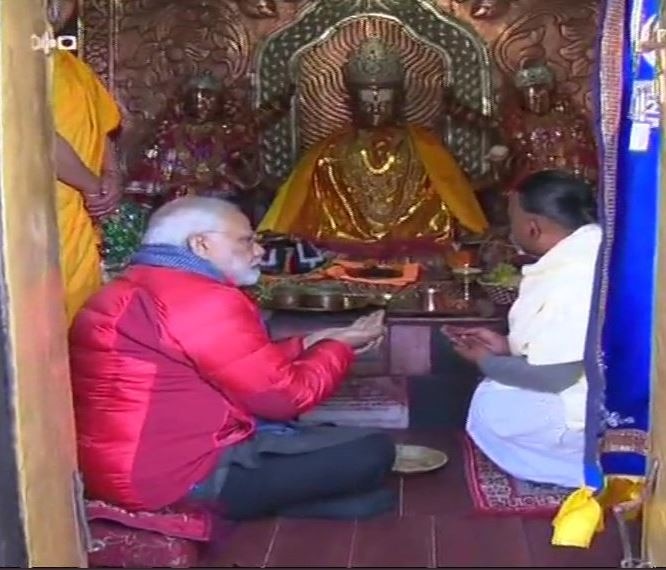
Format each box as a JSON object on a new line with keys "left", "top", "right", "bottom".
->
{"left": 460, "top": 433, "right": 564, "bottom": 518}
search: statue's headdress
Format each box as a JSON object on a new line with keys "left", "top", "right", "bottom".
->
{"left": 514, "top": 63, "right": 554, "bottom": 89}
{"left": 186, "top": 71, "right": 223, "bottom": 92}
{"left": 343, "top": 37, "right": 405, "bottom": 88}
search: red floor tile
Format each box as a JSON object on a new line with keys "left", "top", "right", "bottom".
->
{"left": 524, "top": 517, "right": 625, "bottom": 567}
{"left": 350, "top": 515, "right": 435, "bottom": 568}
{"left": 265, "top": 519, "right": 355, "bottom": 567}
{"left": 436, "top": 514, "right": 530, "bottom": 567}
{"left": 213, "top": 430, "right": 636, "bottom": 568}
{"left": 216, "top": 519, "right": 277, "bottom": 568}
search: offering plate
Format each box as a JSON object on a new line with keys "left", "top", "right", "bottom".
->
{"left": 261, "top": 284, "right": 373, "bottom": 313}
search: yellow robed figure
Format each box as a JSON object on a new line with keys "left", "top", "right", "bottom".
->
{"left": 259, "top": 38, "right": 488, "bottom": 247}
{"left": 52, "top": 48, "right": 120, "bottom": 323}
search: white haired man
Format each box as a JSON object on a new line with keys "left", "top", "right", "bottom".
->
{"left": 69, "top": 197, "right": 396, "bottom": 519}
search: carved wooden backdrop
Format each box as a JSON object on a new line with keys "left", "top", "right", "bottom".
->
{"left": 79, "top": 0, "right": 598, "bottom": 161}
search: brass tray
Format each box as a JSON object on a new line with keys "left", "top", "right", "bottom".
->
{"left": 261, "top": 290, "right": 373, "bottom": 312}
{"left": 392, "top": 445, "right": 449, "bottom": 474}
{"left": 385, "top": 282, "right": 476, "bottom": 316}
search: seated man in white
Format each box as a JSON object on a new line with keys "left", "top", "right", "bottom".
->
{"left": 442, "top": 169, "right": 600, "bottom": 488}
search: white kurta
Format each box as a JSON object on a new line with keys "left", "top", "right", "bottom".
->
{"left": 467, "top": 224, "right": 601, "bottom": 488}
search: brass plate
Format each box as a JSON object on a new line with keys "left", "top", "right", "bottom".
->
{"left": 392, "top": 445, "right": 449, "bottom": 474}
{"left": 262, "top": 293, "right": 371, "bottom": 312}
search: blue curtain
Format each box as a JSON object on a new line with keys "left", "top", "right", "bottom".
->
{"left": 585, "top": 0, "right": 659, "bottom": 491}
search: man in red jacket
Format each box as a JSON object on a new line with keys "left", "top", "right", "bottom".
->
{"left": 69, "top": 197, "right": 396, "bottom": 520}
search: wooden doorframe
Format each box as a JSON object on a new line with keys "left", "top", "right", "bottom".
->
{"left": 0, "top": 1, "right": 87, "bottom": 565}
{"left": 0, "top": 4, "right": 36, "bottom": 564}
{"left": 0, "top": 256, "right": 28, "bottom": 566}
{"left": 644, "top": 4, "right": 666, "bottom": 562}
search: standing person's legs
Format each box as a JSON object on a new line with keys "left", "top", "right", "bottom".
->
{"left": 218, "top": 432, "right": 396, "bottom": 520}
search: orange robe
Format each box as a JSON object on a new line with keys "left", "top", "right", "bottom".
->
{"left": 259, "top": 125, "right": 488, "bottom": 244}
{"left": 52, "top": 51, "right": 120, "bottom": 324}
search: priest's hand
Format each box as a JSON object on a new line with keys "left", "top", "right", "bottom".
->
{"left": 441, "top": 325, "right": 509, "bottom": 355}
{"left": 449, "top": 336, "right": 493, "bottom": 365}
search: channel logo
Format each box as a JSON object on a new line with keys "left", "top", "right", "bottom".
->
{"left": 31, "top": 32, "right": 77, "bottom": 54}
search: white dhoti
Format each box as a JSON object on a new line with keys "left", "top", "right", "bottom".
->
{"left": 466, "top": 224, "right": 601, "bottom": 490}
{"left": 467, "top": 379, "right": 584, "bottom": 488}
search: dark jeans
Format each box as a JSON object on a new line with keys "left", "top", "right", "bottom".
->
{"left": 218, "top": 432, "right": 396, "bottom": 520}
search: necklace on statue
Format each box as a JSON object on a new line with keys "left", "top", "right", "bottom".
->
{"left": 360, "top": 149, "right": 397, "bottom": 175}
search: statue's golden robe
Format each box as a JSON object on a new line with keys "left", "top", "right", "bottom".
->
{"left": 259, "top": 125, "right": 488, "bottom": 245}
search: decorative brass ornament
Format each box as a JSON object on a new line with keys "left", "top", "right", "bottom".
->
{"left": 514, "top": 63, "right": 555, "bottom": 89}
{"left": 343, "top": 37, "right": 405, "bottom": 87}
{"left": 237, "top": 0, "right": 279, "bottom": 19}
{"left": 469, "top": 0, "right": 513, "bottom": 20}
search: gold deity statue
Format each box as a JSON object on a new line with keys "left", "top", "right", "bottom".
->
{"left": 127, "top": 72, "right": 291, "bottom": 204}
{"left": 258, "top": 38, "right": 489, "bottom": 256}
{"left": 501, "top": 61, "right": 597, "bottom": 184}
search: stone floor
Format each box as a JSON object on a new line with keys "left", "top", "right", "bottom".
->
{"left": 215, "top": 429, "right": 639, "bottom": 568}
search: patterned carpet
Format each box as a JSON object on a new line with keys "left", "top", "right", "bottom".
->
{"left": 300, "top": 376, "right": 409, "bottom": 429}
{"left": 462, "top": 434, "right": 572, "bottom": 517}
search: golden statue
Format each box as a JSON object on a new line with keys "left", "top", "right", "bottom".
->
{"left": 258, "top": 38, "right": 489, "bottom": 256}
{"left": 127, "top": 72, "right": 291, "bottom": 203}
{"left": 501, "top": 62, "right": 597, "bottom": 184}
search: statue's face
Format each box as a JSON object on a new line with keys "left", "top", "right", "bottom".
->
{"left": 183, "top": 87, "right": 221, "bottom": 123}
{"left": 350, "top": 86, "right": 402, "bottom": 128}
{"left": 520, "top": 84, "right": 552, "bottom": 115}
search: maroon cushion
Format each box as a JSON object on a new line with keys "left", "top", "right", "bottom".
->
{"left": 86, "top": 500, "right": 212, "bottom": 541}
{"left": 85, "top": 500, "right": 227, "bottom": 568}
{"left": 88, "top": 520, "right": 201, "bottom": 568}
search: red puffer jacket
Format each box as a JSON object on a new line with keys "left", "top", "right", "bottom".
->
{"left": 69, "top": 265, "right": 353, "bottom": 511}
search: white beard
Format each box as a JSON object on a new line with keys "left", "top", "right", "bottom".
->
{"left": 234, "top": 267, "right": 261, "bottom": 286}
{"left": 224, "top": 259, "right": 261, "bottom": 286}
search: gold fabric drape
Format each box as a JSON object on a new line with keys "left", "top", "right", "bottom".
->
{"left": 259, "top": 125, "right": 488, "bottom": 241}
